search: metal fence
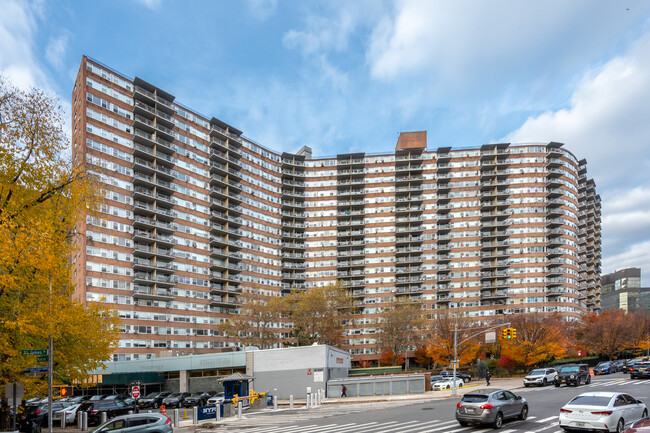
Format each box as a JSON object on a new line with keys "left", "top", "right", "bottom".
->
{"left": 327, "top": 374, "right": 426, "bottom": 397}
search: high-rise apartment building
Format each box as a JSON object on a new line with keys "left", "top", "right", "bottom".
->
{"left": 601, "top": 268, "right": 649, "bottom": 312}
{"left": 71, "top": 57, "right": 602, "bottom": 363}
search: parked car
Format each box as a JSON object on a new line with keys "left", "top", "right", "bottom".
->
{"left": 207, "top": 392, "right": 226, "bottom": 406}
{"left": 595, "top": 361, "right": 617, "bottom": 375}
{"left": 88, "top": 413, "right": 172, "bottom": 433}
{"left": 161, "top": 392, "right": 191, "bottom": 408}
{"left": 625, "top": 358, "right": 650, "bottom": 374}
{"left": 52, "top": 403, "right": 82, "bottom": 425}
{"left": 22, "top": 401, "right": 72, "bottom": 428}
{"left": 78, "top": 399, "right": 134, "bottom": 426}
{"left": 82, "top": 394, "right": 111, "bottom": 402}
{"left": 137, "top": 391, "right": 172, "bottom": 409}
{"left": 559, "top": 392, "right": 647, "bottom": 432}
{"left": 440, "top": 370, "right": 472, "bottom": 383}
{"left": 554, "top": 364, "right": 591, "bottom": 387}
{"left": 630, "top": 361, "right": 650, "bottom": 379}
{"left": 432, "top": 378, "right": 464, "bottom": 390}
{"left": 430, "top": 375, "right": 443, "bottom": 383}
{"left": 625, "top": 417, "right": 650, "bottom": 432}
{"left": 183, "top": 392, "right": 215, "bottom": 407}
{"left": 614, "top": 360, "right": 627, "bottom": 372}
{"left": 456, "top": 389, "right": 528, "bottom": 429}
{"left": 523, "top": 368, "right": 557, "bottom": 387}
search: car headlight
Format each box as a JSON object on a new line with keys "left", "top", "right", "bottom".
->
{"left": 570, "top": 375, "right": 575, "bottom": 379}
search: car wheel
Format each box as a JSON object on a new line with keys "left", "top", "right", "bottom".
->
{"left": 524, "top": 384, "right": 529, "bottom": 388}
{"left": 463, "top": 377, "right": 470, "bottom": 383}
{"left": 446, "top": 385, "right": 451, "bottom": 389}
{"left": 519, "top": 405, "right": 528, "bottom": 420}
{"left": 154, "top": 402, "right": 159, "bottom": 409}
{"left": 616, "top": 418, "right": 624, "bottom": 433}
{"left": 555, "top": 383, "right": 560, "bottom": 387}
{"left": 493, "top": 412, "right": 503, "bottom": 429}
{"left": 543, "top": 378, "right": 547, "bottom": 386}
{"left": 458, "top": 421, "right": 469, "bottom": 427}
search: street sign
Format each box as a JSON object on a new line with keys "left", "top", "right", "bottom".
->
{"left": 23, "top": 367, "right": 48, "bottom": 374}
{"left": 37, "top": 355, "right": 49, "bottom": 362}
{"left": 130, "top": 380, "right": 142, "bottom": 387}
{"left": 5, "top": 383, "right": 24, "bottom": 401}
{"left": 21, "top": 349, "right": 48, "bottom": 356}
{"left": 131, "top": 385, "right": 140, "bottom": 399}
{"left": 485, "top": 331, "right": 496, "bottom": 343}
{"left": 451, "top": 359, "right": 460, "bottom": 364}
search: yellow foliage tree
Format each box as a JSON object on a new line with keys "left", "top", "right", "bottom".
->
{"left": 500, "top": 314, "right": 566, "bottom": 368}
{"left": 0, "top": 77, "right": 119, "bottom": 401}
{"left": 425, "top": 308, "right": 482, "bottom": 367}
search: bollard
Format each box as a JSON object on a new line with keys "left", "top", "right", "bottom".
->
{"left": 193, "top": 407, "right": 198, "bottom": 425}
{"left": 128, "top": 410, "right": 133, "bottom": 415}
{"left": 77, "top": 412, "right": 83, "bottom": 430}
{"left": 237, "top": 401, "right": 242, "bottom": 419}
{"left": 61, "top": 413, "right": 66, "bottom": 429}
{"left": 289, "top": 395, "right": 294, "bottom": 409}
{"left": 216, "top": 403, "right": 221, "bottom": 422}
{"left": 273, "top": 395, "right": 277, "bottom": 411}
{"left": 173, "top": 409, "right": 179, "bottom": 427}
{"left": 306, "top": 393, "right": 310, "bottom": 410}
{"left": 82, "top": 411, "right": 88, "bottom": 431}
{"left": 317, "top": 389, "right": 321, "bottom": 406}
{"left": 101, "top": 412, "right": 107, "bottom": 424}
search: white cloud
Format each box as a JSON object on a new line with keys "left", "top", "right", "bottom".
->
{"left": 0, "top": 0, "right": 46, "bottom": 89}
{"left": 246, "top": 0, "right": 277, "bottom": 21}
{"left": 45, "top": 32, "right": 69, "bottom": 70}
{"left": 603, "top": 240, "right": 650, "bottom": 285}
{"left": 366, "top": 0, "right": 650, "bottom": 103}
{"left": 135, "top": 0, "right": 162, "bottom": 10}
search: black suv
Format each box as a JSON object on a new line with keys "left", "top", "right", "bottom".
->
{"left": 440, "top": 371, "right": 472, "bottom": 383}
{"left": 630, "top": 361, "right": 650, "bottom": 379}
{"left": 554, "top": 363, "right": 591, "bottom": 386}
{"left": 21, "top": 401, "right": 70, "bottom": 428}
{"left": 78, "top": 399, "right": 134, "bottom": 425}
{"left": 137, "top": 391, "right": 172, "bottom": 409}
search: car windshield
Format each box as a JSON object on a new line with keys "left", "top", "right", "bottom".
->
{"left": 528, "top": 369, "right": 546, "bottom": 376}
{"left": 144, "top": 393, "right": 158, "bottom": 398}
{"left": 597, "top": 362, "right": 610, "bottom": 367}
{"left": 190, "top": 393, "right": 203, "bottom": 397}
{"left": 167, "top": 393, "right": 182, "bottom": 398}
{"left": 568, "top": 395, "right": 612, "bottom": 406}
{"left": 88, "top": 395, "right": 104, "bottom": 400}
{"left": 462, "top": 394, "right": 489, "bottom": 403}
{"left": 560, "top": 366, "right": 579, "bottom": 373}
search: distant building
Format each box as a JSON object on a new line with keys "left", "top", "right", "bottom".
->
{"left": 601, "top": 268, "right": 649, "bottom": 312}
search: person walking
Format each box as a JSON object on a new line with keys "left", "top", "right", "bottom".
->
{"left": 341, "top": 384, "right": 347, "bottom": 397}
{"left": 485, "top": 370, "right": 492, "bottom": 386}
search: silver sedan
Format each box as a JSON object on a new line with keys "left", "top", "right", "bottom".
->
{"left": 559, "top": 392, "right": 648, "bottom": 433}
{"left": 456, "top": 389, "right": 528, "bottom": 429}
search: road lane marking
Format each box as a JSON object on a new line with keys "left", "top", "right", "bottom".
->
{"left": 536, "top": 416, "right": 558, "bottom": 423}
{"left": 373, "top": 419, "right": 457, "bottom": 433}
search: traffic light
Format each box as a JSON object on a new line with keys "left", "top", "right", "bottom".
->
{"left": 511, "top": 328, "right": 517, "bottom": 339}
{"left": 56, "top": 386, "right": 73, "bottom": 397}
{"left": 501, "top": 328, "right": 509, "bottom": 340}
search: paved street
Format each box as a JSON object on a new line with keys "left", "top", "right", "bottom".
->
{"left": 193, "top": 373, "right": 649, "bottom": 433}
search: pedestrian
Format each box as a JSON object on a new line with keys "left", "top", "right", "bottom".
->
{"left": 485, "top": 370, "right": 492, "bottom": 386}
{"left": 341, "top": 384, "right": 347, "bottom": 397}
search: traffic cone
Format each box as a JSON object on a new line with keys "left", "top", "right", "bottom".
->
{"left": 160, "top": 405, "right": 166, "bottom": 416}
{"left": 183, "top": 409, "right": 188, "bottom": 419}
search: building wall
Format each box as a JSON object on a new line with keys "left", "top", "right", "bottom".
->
{"left": 72, "top": 56, "right": 602, "bottom": 365}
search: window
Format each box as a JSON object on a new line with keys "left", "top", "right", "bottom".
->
{"left": 105, "top": 420, "right": 125, "bottom": 431}
{"left": 127, "top": 418, "right": 149, "bottom": 427}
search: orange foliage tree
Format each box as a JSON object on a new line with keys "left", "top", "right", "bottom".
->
{"left": 425, "top": 308, "right": 482, "bottom": 368}
{"left": 0, "top": 77, "right": 119, "bottom": 401}
{"left": 500, "top": 314, "right": 567, "bottom": 368}
{"left": 576, "top": 310, "right": 650, "bottom": 359}
{"left": 376, "top": 300, "right": 424, "bottom": 366}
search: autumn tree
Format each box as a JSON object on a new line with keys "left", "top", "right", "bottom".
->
{"left": 576, "top": 310, "right": 649, "bottom": 359}
{"left": 0, "top": 77, "right": 119, "bottom": 407}
{"left": 283, "top": 282, "right": 351, "bottom": 346}
{"left": 217, "top": 289, "right": 285, "bottom": 349}
{"left": 425, "top": 307, "right": 482, "bottom": 368}
{"left": 375, "top": 300, "right": 424, "bottom": 366}
{"left": 500, "top": 314, "right": 567, "bottom": 369}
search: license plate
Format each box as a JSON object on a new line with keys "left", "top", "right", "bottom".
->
{"left": 576, "top": 422, "right": 585, "bottom": 427}
{"left": 561, "top": 380, "right": 566, "bottom": 382}
{"left": 466, "top": 409, "right": 475, "bottom": 413}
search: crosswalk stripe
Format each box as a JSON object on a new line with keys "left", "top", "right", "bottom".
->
{"left": 536, "top": 416, "right": 558, "bottom": 423}
{"left": 275, "top": 422, "right": 358, "bottom": 433}
{"left": 373, "top": 419, "right": 456, "bottom": 433}
{"left": 233, "top": 424, "right": 319, "bottom": 433}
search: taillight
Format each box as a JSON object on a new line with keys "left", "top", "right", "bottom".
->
{"left": 456, "top": 403, "right": 462, "bottom": 408}
{"left": 164, "top": 416, "right": 171, "bottom": 425}
{"left": 35, "top": 410, "right": 42, "bottom": 415}
{"left": 592, "top": 411, "right": 613, "bottom": 415}
{"left": 479, "top": 403, "right": 493, "bottom": 409}
{"left": 91, "top": 410, "right": 98, "bottom": 414}
{"left": 560, "top": 408, "right": 572, "bottom": 413}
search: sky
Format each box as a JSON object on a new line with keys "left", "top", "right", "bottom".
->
{"left": 1, "top": 0, "right": 649, "bottom": 283}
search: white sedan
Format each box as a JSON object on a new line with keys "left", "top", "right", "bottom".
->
{"left": 559, "top": 392, "right": 648, "bottom": 433}
{"left": 52, "top": 403, "right": 81, "bottom": 425}
{"left": 432, "top": 378, "right": 464, "bottom": 390}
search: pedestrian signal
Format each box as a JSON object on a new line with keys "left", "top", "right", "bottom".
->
{"left": 56, "top": 386, "right": 73, "bottom": 397}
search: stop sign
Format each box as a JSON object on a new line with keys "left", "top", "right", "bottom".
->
{"left": 131, "top": 386, "right": 140, "bottom": 399}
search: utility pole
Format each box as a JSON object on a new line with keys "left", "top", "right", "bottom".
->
{"left": 48, "top": 275, "right": 53, "bottom": 433}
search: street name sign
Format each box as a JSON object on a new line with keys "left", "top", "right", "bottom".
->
{"left": 23, "top": 367, "right": 48, "bottom": 374}
{"left": 21, "top": 349, "right": 48, "bottom": 356}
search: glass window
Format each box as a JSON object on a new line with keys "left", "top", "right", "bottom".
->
{"left": 127, "top": 417, "right": 149, "bottom": 427}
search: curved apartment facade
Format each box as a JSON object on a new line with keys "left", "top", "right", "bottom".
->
{"left": 72, "top": 57, "right": 601, "bottom": 363}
